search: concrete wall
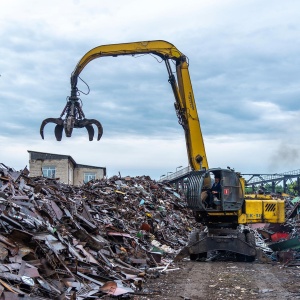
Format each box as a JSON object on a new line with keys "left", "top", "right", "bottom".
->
{"left": 29, "top": 157, "right": 105, "bottom": 185}
{"left": 29, "top": 158, "right": 72, "bottom": 184}
{"left": 74, "top": 166, "right": 105, "bottom": 185}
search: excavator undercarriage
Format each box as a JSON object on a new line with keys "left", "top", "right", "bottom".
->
{"left": 175, "top": 227, "right": 257, "bottom": 262}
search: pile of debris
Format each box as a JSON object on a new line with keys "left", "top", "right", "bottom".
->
{"left": 1, "top": 163, "right": 300, "bottom": 299}
{"left": 0, "top": 163, "right": 198, "bottom": 299}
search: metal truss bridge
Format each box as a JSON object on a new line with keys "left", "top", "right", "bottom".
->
{"left": 242, "top": 169, "right": 300, "bottom": 195}
{"left": 160, "top": 167, "right": 300, "bottom": 195}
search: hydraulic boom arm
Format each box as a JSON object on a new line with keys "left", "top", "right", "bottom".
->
{"left": 40, "top": 40, "right": 208, "bottom": 170}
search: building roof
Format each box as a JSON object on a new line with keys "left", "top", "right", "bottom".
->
{"left": 76, "top": 164, "right": 105, "bottom": 169}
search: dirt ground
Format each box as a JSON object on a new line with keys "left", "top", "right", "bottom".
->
{"left": 136, "top": 259, "right": 300, "bottom": 300}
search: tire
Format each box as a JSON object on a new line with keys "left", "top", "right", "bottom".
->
{"left": 245, "top": 255, "right": 256, "bottom": 262}
{"left": 190, "top": 254, "right": 198, "bottom": 261}
{"left": 198, "top": 252, "right": 207, "bottom": 260}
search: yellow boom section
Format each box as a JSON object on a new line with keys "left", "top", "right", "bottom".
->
{"left": 71, "top": 40, "right": 208, "bottom": 170}
{"left": 72, "top": 40, "right": 182, "bottom": 76}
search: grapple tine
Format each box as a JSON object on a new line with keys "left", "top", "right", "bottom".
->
{"left": 77, "top": 118, "right": 103, "bottom": 141}
{"left": 40, "top": 122, "right": 46, "bottom": 140}
{"left": 89, "top": 119, "right": 103, "bottom": 141}
{"left": 85, "top": 124, "right": 95, "bottom": 141}
{"left": 54, "top": 124, "right": 64, "bottom": 141}
{"left": 40, "top": 118, "right": 63, "bottom": 140}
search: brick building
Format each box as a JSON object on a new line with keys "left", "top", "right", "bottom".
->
{"left": 28, "top": 150, "right": 106, "bottom": 185}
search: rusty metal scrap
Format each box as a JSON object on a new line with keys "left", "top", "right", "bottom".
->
{"left": 0, "top": 163, "right": 197, "bottom": 299}
{"left": 2, "top": 163, "right": 300, "bottom": 298}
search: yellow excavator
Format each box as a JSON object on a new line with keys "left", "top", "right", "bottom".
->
{"left": 40, "top": 40, "right": 285, "bottom": 262}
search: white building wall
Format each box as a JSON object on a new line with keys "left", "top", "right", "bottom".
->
{"left": 29, "top": 156, "right": 105, "bottom": 186}
{"left": 29, "top": 159, "right": 70, "bottom": 183}
{"left": 74, "top": 167, "right": 104, "bottom": 185}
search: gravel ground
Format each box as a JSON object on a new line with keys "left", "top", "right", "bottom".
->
{"left": 135, "top": 260, "right": 300, "bottom": 300}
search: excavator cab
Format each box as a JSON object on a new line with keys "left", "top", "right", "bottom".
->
{"left": 186, "top": 168, "right": 244, "bottom": 213}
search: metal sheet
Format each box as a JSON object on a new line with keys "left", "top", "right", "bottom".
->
{"left": 268, "top": 238, "right": 300, "bottom": 251}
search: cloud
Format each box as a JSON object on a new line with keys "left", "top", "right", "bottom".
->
{"left": 0, "top": 0, "right": 300, "bottom": 179}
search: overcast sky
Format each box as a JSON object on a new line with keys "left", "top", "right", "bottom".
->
{"left": 1, "top": 0, "right": 300, "bottom": 180}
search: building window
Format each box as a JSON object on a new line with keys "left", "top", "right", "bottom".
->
{"left": 42, "top": 166, "right": 56, "bottom": 178}
{"left": 84, "top": 172, "right": 96, "bottom": 183}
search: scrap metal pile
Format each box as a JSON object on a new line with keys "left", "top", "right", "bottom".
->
{"left": 1, "top": 163, "right": 300, "bottom": 299}
{"left": 0, "top": 163, "right": 198, "bottom": 299}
